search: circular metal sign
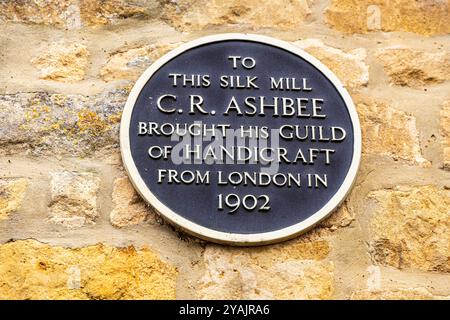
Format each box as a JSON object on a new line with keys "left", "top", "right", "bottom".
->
{"left": 120, "top": 34, "right": 361, "bottom": 245}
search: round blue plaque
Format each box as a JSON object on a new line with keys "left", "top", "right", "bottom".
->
{"left": 120, "top": 34, "right": 361, "bottom": 245}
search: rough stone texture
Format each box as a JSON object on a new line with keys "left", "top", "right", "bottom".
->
{"left": 0, "top": 0, "right": 449, "bottom": 301}
{"left": 350, "top": 288, "right": 435, "bottom": 300}
{"left": 325, "top": 0, "right": 450, "bottom": 36}
{"left": 199, "top": 240, "right": 334, "bottom": 299}
{"left": 110, "top": 177, "right": 154, "bottom": 228}
{"left": 294, "top": 39, "right": 369, "bottom": 90}
{"left": 369, "top": 186, "right": 450, "bottom": 273}
{"left": 0, "top": 240, "right": 177, "bottom": 299}
{"left": 356, "top": 96, "right": 430, "bottom": 166}
{"left": 0, "top": 90, "right": 126, "bottom": 156}
{"left": 79, "top": 0, "right": 150, "bottom": 26}
{"left": 441, "top": 101, "right": 450, "bottom": 169}
{"left": 375, "top": 48, "right": 450, "bottom": 88}
{"left": 100, "top": 42, "right": 180, "bottom": 82}
{"left": 0, "top": 0, "right": 153, "bottom": 29}
{"left": 0, "top": 178, "right": 28, "bottom": 220}
{"left": 31, "top": 41, "right": 89, "bottom": 82}
{"left": 0, "top": 0, "right": 77, "bottom": 28}
{"left": 162, "top": 0, "right": 313, "bottom": 31}
{"left": 319, "top": 201, "right": 354, "bottom": 231}
{"left": 49, "top": 171, "right": 101, "bottom": 228}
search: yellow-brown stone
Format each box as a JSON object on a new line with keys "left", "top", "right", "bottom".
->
{"left": 162, "top": 0, "right": 313, "bottom": 31}
{"left": 0, "top": 0, "right": 76, "bottom": 27}
{"left": 49, "top": 171, "right": 100, "bottom": 228}
{"left": 294, "top": 39, "right": 368, "bottom": 90}
{"left": 369, "top": 186, "right": 450, "bottom": 273}
{"left": 79, "top": 0, "right": 148, "bottom": 26}
{"left": 100, "top": 43, "right": 180, "bottom": 82}
{"left": 199, "top": 240, "right": 333, "bottom": 299}
{"left": 356, "top": 96, "right": 430, "bottom": 166}
{"left": 0, "top": 0, "right": 150, "bottom": 28}
{"left": 325, "top": 0, "right": 450, "bottom": 36}
{"left": 0, "top": 178, "right": 28, "bottom": 220}
{"left": 319, "top": 201, "right": 354, "bottom": 231}
{"left": 0, "top": 240, "right": 177, "bottom": 299}
{"left": 110, "top": 177, "right": 153, "bottom": 228}
{"left": 31, "top": 41, "right": 89, "bottom": 82}
{"left": 375, "top": 48, "right": 450, "bottom": 88}
{"left": 441, "top": 101, "right": 450, "bottom": 169}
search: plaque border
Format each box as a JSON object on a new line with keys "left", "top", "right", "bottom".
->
{"left": 120, "top": 33, "right": 362, "bottom": 245}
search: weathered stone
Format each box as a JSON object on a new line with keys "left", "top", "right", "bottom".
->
{"left": 0, "top": 0, "right": 78, "bottom": 28}
{"left": 110, "top": 177, "right": 154, "bottom": 228}
{"left": 350, "top": 288, "right": 434, "bottom": 300}
{"left": 294, "top": 39, "right": 368, "bottom": 90}
{"left": 162, "top": 0, "right": 313, "bottom": 31}
{"left": 356, "top": 96, "right": 430, "bottom": 166}
{"left": 441, "top": 101, "right": 450, "bottom": 169}
{"left": 0, "top": 0, "right": 153, "bottom": 28}
{"left": 375, "top": 48, "right": 450, "bottom": 88}
{"left": 199, "top": 240, "right": 333, "bottom": 299}
{"left": 79, "top": 0, "right": 150, "bottom": 26}
{"left": 325, "top": 0, "right": 450, "bottom": 36}
{"left": 0, "top": 90, "right": 126, "bottom": 156}
{"left": 0, "top": 240, "right": 177, "bottom": 299}
{"left": 49, "top": 171, "right": 101, "bottom": 228}
{"left": 319, "top": 201, "right": 354, "bottom": 231}
{"left": 100, "top": 43, "right": 180, "bottom": 82}
{"left": 0, "top": 178, "right": 28, "bottom": 220}
{"left": 369, "top": 185, "right": 450, "bottom": 273}
{"left": 31, "top": 41, "right": 89, "bottom": 82}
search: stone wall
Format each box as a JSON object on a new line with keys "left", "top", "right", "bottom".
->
{"left": 0, "top": 0, "right": 449, "bottom": 300}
